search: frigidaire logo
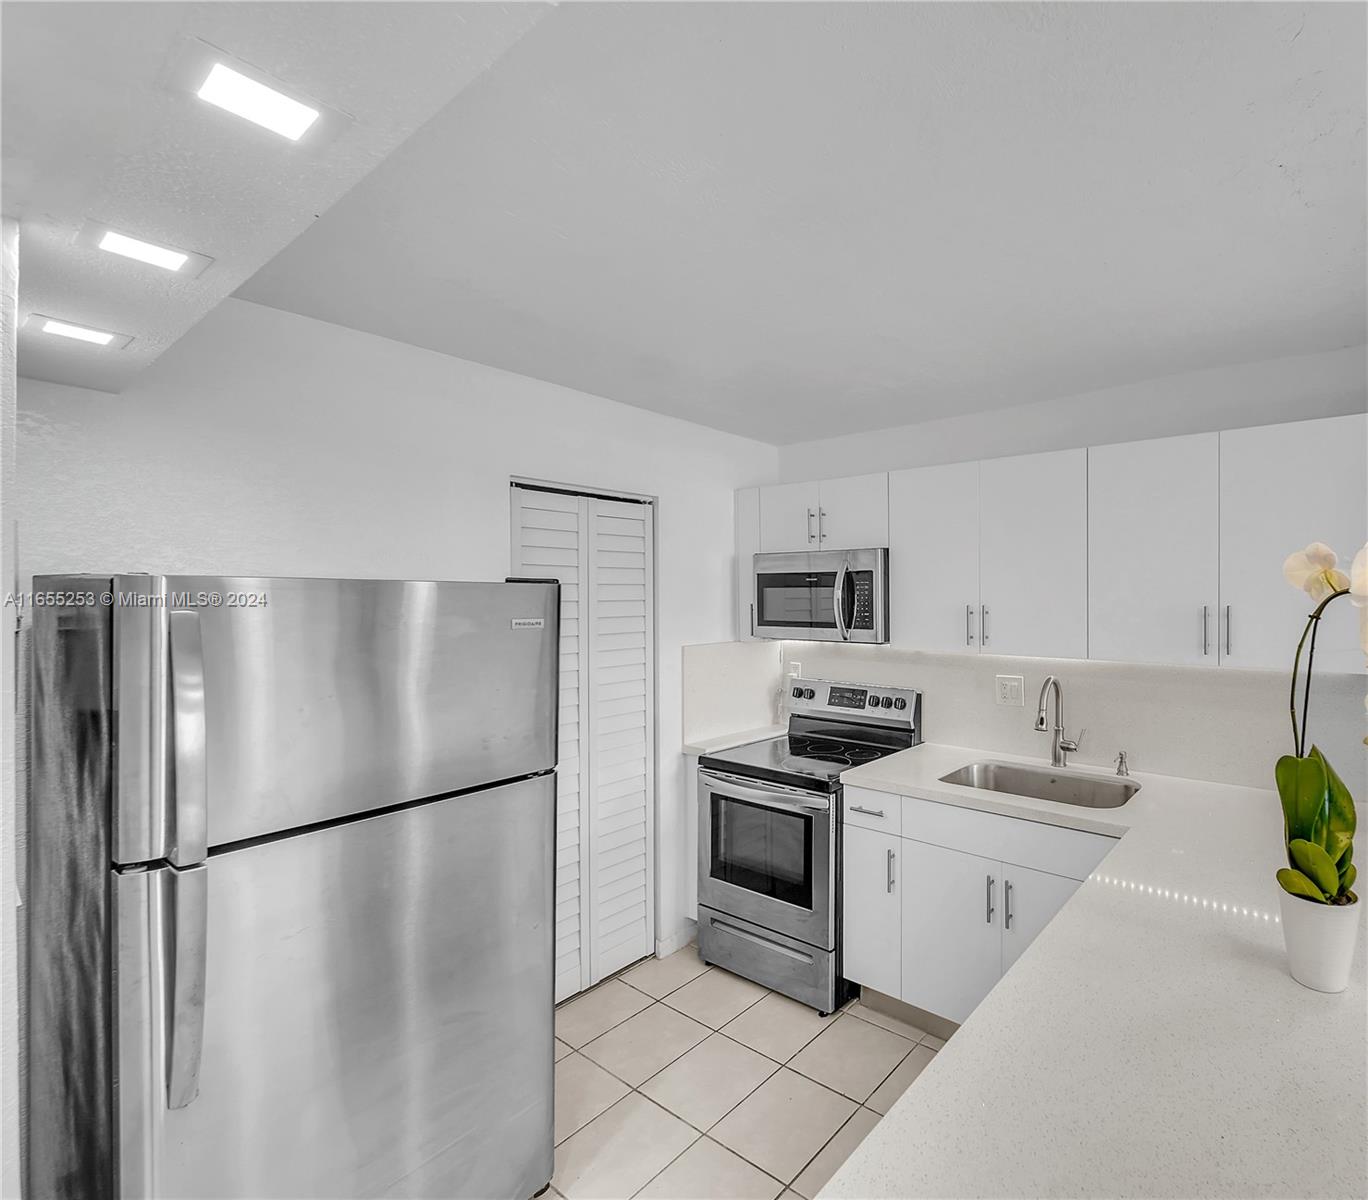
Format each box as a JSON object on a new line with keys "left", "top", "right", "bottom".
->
{"left": 511, "top": 618, "right": 546, "bottom": 629}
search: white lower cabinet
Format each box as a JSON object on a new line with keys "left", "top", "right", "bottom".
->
{"left": 1000, "top": 862, "right": 1080, "bottom": 974}
{"left": 900, "top": 840, "right": 1002, "bottom": 1023}
{"left": 842, "top": 824, "right": 902, "bottom": 997}
{"left": 842, "top": 793, "right": 1116, "bottom": 1023}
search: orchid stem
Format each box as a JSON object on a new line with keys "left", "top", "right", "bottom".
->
{"left": 1300, "top": 615, "right": 1321, "bottom": 759}
{"left": 1289, "top": 587, "right": 1348, "bottom": 758}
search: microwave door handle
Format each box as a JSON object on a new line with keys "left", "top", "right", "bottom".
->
{"left": 833, "top": 561, "right": 850, "bottom": 641}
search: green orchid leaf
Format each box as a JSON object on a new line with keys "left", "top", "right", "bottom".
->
{"left": 1311, "top": 745, "right": 1356, "bottom": 845}
{"left": 1339, "top": 863, "right": 1357, "bottom": 895}
{"left": 1326, "top": 831, "right": 1353, "bottom": 866}
{"left": 1277, "top": 867, "right": 1328, "bottom": 902}
{"left": 1276, "top": 755, "right": 1329, "bottom": 846}
{"left": 1289, "top": 839, "right": 1340, "bottom": 896}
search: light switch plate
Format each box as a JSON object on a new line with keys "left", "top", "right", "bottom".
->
{"left": 996, "top": 675, "right": 1025, "bottom": 706}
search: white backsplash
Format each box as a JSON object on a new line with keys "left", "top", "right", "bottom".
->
{"left": 681, "top": 640, "right": 784, "bottom": 745}
{"left": 684, "top": 641, "right": 1366, "bottom": 795}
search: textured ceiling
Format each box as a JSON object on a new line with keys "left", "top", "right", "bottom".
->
{"left": 3, "top": 1, "right": 547, "bottom": 392}
{"left": 237, "top": 1, "right": 1367, "bottom": 443}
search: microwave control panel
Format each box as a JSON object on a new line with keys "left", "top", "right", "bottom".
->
{"left": 851, "top": 572, "right": 874, "bottom": 630}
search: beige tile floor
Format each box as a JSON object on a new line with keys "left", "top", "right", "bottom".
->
{"left": 549, "top": 946, "right": 945, "bottom": 1200}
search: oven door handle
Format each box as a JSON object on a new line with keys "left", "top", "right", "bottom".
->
{"left": 832, "top": 561, "right": 850, "bottom": 641}
{"left": 699, "top": 770, "right": 831, "bottom": 813}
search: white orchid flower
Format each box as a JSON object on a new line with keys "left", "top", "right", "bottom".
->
{"left": 1283, "top": 542, "right": 1350, "bottom": 601}
{"left": 1350, "top": 545, "right": 1368, "bottom": 607}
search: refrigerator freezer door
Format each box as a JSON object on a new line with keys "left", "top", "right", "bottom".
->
{"left": 117, "top": 774, "right": 556, "bottom": 1199}
{"left": 132, "top": 576, "right": 559, "bottom": 852}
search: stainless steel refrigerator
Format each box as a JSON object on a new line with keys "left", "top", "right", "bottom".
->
{"left": 27, "top": 575, "right": 560, "bottom": 1200}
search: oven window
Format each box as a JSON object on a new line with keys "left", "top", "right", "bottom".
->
{"left": 755, "top": 571, "right": 837, "bottom": 630}
{"left": 710, "top": 795, "right": 813, "bottom": 908}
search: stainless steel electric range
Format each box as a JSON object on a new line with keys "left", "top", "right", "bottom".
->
{"left": 696, "top": 678, "right": 922, "bottom": 1013}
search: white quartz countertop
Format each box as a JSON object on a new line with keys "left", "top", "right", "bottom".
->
{"left": 824, "top": 742, "right": 1368, "bottom": 1199}
{"left": 682, "top": 724, "right": 785, "bottom": 756}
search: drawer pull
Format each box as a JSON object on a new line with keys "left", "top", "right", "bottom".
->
{"left": 849, "top": 805, "right": 886, "bottom": 818}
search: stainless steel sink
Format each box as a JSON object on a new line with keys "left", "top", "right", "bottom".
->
{"left": 939, "top": 760, "right": 1140, "bottom": 808}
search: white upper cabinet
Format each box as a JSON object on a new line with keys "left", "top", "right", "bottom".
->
{"left": 816, "top": 472, "right": 889, "bottom": 550}
{"left": 749, "top": 415, "right": 1365, "bottom": 668}
{"left": 758, "top": 474, "right": 888, "bottom": 553}
{"left": 758, "top": 481, "right": 821, "bottom": 552}
{"left": 735, "top": 487, "right": 761, "bottom": 639}
{"left": 1220, "top": 414, "right": 1367, "bottom": 673}
{"left": 889, "top": 461, "right": 981, "bottom": 653}
{"left": 1089, "top": 433, "right": 1220, "bottom": 666}
{"left": 979, "top": 449, "right": 1089, "bottom": 659}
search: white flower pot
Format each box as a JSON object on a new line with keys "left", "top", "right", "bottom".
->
{"left": 1279, "top": 888, "right": 1362, "bottom": 993}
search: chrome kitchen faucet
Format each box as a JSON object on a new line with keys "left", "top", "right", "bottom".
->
{"left": 1034, "top": 675, "right": 1082, "bottom": 768}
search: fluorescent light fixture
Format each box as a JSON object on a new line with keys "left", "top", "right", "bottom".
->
{"left": 42, "top": 319, "right": 116, "bottom": 345}
{"left": 196, "top": 62, "right": 320, "bottom": 140}
{"left": 97, "top": 230, "right": 189, "bottom": 272}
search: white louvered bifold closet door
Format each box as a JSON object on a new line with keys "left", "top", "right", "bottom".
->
{"left": 511, "top": 486, "right": 655, "bottom": 1001}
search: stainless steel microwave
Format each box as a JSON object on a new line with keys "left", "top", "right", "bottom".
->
{"left": 751, "top": 548, "right": 889, "bottom": 643}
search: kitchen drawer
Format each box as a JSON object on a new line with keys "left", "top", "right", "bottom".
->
{"left": 901, "top": 795, "right": 1115, "bottom": 881}
{"left": 844, "top": 786, "right": 902, "bottom": 836}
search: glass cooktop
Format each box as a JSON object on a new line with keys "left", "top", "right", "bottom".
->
{"left": 699, "top": 727, "right": 911, "bottom": 793}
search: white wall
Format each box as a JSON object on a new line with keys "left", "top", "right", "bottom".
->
{"left": 16, "top": 296, "right": 778, "bottom": 961}
{"left": 1, "top": 216, "right": 20, "bottom": 1200}
{"left": 778, "top": 346, "right": 1368, "bottom": 479}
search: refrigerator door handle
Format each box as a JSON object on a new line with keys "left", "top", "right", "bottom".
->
{"left": 168, "top": 609, "right": 208, "bottom": 866}
{"left": 164, "top": 863, "right": 208, "bottom": 1109}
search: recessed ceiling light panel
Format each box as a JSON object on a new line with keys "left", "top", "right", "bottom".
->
{"left": 162, "top": 38, "right": 353, "bottom": 149}
{"left": 196, "top": 62, "right": 320, "bottom": 141}
{"left": 99, "top": 231, "right": 188, "bottom": 271}
{"left": 76, "top": 221, "right": 214, "bottom": 278}
{"left": 24, "top": 313, "right": 134, "bottom": 349}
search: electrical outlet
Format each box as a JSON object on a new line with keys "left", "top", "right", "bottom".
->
{"left": 996, "top": 675, "right": 1024, "bottom": 706}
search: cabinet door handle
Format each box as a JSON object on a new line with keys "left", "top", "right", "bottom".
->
{"left": 985, "top": 874, "right": 996, "bottom": 924}
{"left": 849, "top": 805, "right": 886, "bottom": 818}
{"left": 806, "top": 509, "right": 816, "bottom": 543}
{"left": 819, "top": 509, "right": 827, "bottom": 542}
{"left": 966, "top": 604, "right": 975, "bottom": 645}
{"left": 1202, "top": 605, "right": 1210, "bottom": 656}
{"left": 887, "top": 849, "right": 896, "bottom": 894}
{"left": 1225, "top": 605, "right": 1232, "bottom": 656}
{"left": 981, "top": 606, "right": 990, "bottom": 646}
{"left": 1004, "top": 878, "right": 1014, "bottom": 930}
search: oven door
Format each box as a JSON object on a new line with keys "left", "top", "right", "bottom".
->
{"left": 697, "top": 769, "right": 835, "bottom": 949}
{"left": 752, "top": 549, "right": 888, "bottom": 643}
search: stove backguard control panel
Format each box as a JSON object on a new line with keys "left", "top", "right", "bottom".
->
{"left": 786, "top": 677, "right": 920, "bottom": 723}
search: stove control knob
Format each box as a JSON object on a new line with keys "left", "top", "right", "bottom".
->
{"left": 893, "top": 697, "right": 907, "bottom": 710}
{"left": 802, "top": 688, "right": 816, "bottom": 700}
{"left": 867, "top": 695, "right": 881, "bottom": 707}
{"left": 792, "top": 687, "right": 803, "bottom": 699}
{"left": 881, "top": 696, "right": 894, "bottom": 709}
